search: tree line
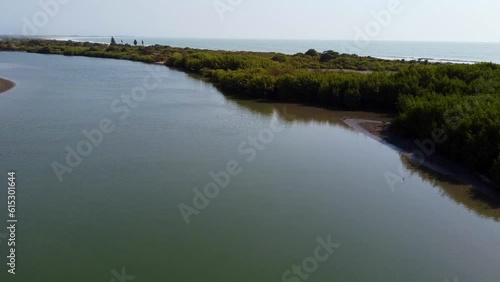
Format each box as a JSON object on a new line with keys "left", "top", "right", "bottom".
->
{"left": 111, "top": 36, "right": 144, "bottom": 46}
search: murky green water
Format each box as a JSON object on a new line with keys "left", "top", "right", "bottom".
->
{"left": 0, "top": 53, "right": 499, "bottom": 282}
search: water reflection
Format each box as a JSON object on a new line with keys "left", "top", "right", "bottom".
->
{"left": 401, "top": 155, "right": 500, "bottom": 222}
{"left": 228, "top": 96, "right": 500, "bottom": 222}
{"left": 227, "top": 96, "right": 391, "bottom": 126}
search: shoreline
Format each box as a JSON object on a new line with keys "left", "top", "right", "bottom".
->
{"left": 0, "top": 77, "right": 15, "bottom": 94}
{"left": 344, "top": 118, "right": 500, "bottom": 198}
{"left": 47, "top": 37, "right": 491, "bottom": 64}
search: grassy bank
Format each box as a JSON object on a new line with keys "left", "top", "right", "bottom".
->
{"left": 1, "top": 39, "right": 499, "bottom": 185}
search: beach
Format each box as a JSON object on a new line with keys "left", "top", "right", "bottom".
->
{"left": 0, "top": 77, "right": 14, "bottom": 94}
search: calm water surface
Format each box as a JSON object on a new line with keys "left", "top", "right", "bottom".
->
{"left": 0, "top": 52, "right": 499, "bottom": 282}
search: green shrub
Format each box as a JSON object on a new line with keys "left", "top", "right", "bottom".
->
{"left": 166, "top": 52, "right": 183, "bottom": 67}
{"left": 305, "top": 49, "right": 319, "bottom": 56}
{"left": 271, "top": 54, "right": 287, "bottom": 63}
{"left": 37, "top": 46, "right": 52, "bottom": 54}
{"left": 320, "top": 50, "right": 340, "bottom": 62}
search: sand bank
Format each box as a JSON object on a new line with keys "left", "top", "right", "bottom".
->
{"left": 0, "top": 77, "right": 15, "bottom": 94}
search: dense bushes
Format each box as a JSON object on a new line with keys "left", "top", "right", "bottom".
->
{"left": 171, "top": 52, "right": 276, "bottom": 72}
{"left": 320, "top": 50, "right": 340, "bottom": 62}
{"left": 0, "top": 39, "right": 160, "bottom": 63}
{"left": 271, "top": 54, "right": 287, "bottom": 63}
{"left": 393, "top": 94, "right": 500, "bottom": 178}
{"left": 210, "top": 69, "right": 277, "bottom": 98}
{"left": 166, "top": 52, "right": 183, "bottom": 67}
{"left": 209, "top": 68, "right": 399, "bottom": 109}
{"left": 305, "top": 49, "right": 319, "bottom": 56}
{"left": 392, "top": 63, "right": 500, "bottom": 96}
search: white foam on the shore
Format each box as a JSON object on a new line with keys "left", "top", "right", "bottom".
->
{"left": 44, "top": 37, "right": 108, "bottom": 45}
{"left": 376, "top": 56, "right": 479, "bottom": 64}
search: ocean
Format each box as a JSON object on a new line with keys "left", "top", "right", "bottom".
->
{"left": 49, "top": 36, "right": 500, "bottom": 64}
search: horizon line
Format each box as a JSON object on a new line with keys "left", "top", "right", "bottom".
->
{"left": 2, "top": 34, "right": 500, "bottom": 44}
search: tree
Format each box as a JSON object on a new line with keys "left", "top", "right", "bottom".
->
{"left": 110, "top": 37, "right": 117, "bottom": 46}
{"left": 142, "top": 40, "right": 144, "bottom": 46}
{"left": 320, "top": 50, "right": 340, "bottom": 62}
{"left": 305, "top": 49, "right": 318, "bottom": 56}
{"left": 134, "top": 39, "right": 138, "bottom": 46}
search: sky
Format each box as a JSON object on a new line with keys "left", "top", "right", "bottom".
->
{"left": 1, "top": 0, "right": 500, "bottom": 42}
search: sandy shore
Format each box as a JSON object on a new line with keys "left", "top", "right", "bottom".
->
{"left": 344, "top": 118, "right": 500, "bottom": 199}
{"left": 0, "top": 77, "right": 15, "bottom": 94}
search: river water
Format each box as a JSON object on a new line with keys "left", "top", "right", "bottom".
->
{"left": 0, "top": 52, "right": 499, "bottom": 282}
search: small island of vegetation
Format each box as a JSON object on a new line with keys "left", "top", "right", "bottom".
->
{"left": 1, "top": 38, "right": 499, "bottom": 185}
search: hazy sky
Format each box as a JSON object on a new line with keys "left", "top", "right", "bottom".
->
{"left": 2, "top": 0, "right": 500, "bottom": 42}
